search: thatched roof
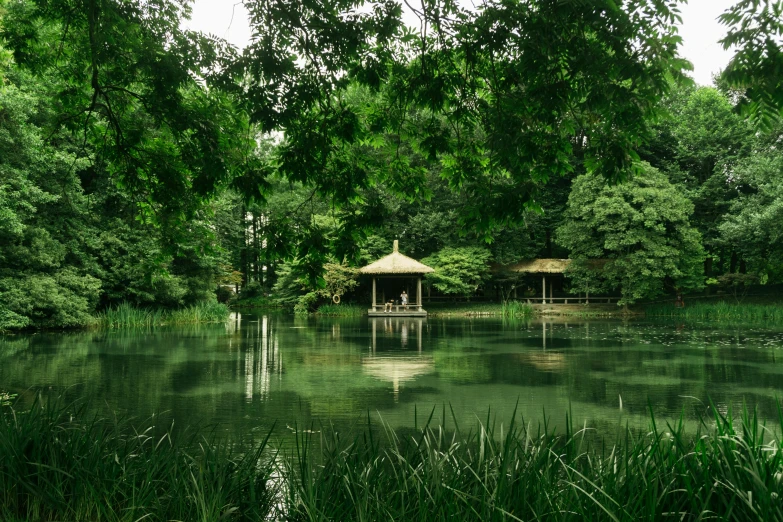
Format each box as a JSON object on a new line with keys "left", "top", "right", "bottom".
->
{"left": 506, "top": 259, "right": 572, "bottom": 274}
{"left": 503, "top": 258, "right": 608, "bottom": 274}
{"left": 360, "top": 240, "right": 434, "bottom": 275}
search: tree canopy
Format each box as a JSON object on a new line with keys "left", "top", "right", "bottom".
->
{"left": 1, "top": 0, "right": 782, "bottom": 327}
{"left": 557, "top": 163, "right": 705, "bottom": 306}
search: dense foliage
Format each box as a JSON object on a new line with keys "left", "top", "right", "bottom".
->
{"left": 1, "top": 0, "right": 782, "bottom": 328}
{"left": 557, "top": 163, "right": 705, "bottom": 306}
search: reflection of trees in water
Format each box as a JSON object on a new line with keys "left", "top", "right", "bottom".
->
{"left": 243, "top": 316, "right": 281, "bottom": 401}
{"left": 1, "top": 317, "right": 782, "bottom": 440}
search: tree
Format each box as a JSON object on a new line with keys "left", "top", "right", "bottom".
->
{"left": 0, "top": 67, "right": 102, "bottom": 329}
{"left": 318, "top": 262, "right": 360, "bottom": 303}
{"left": 422, "top": 247, "right": 492, "bottom": 297}
{"left": 669, "top": 87, "right": 752, "bottom": 276}
{"left": 719, "top": 153, "right": 783, "bottom": 283}
{"left": 557, "top": 163, "right": 705, "bottom": 307}
{"left": 3, "top": 0, "right": 694, "bottom": 282}
{"left": 719, "top": 0, "right": 783, "bottom": 130}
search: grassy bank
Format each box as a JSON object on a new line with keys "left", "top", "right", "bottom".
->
{"left": 96, "top": 301, "right": 230, "bottom": 328}
{"left": 427, "top": 301, "right": 625, "bottom": 318}
{"left": 2, "top": 400, "right": 781, "bottom": 521}
{"left": 645, "top": 301, "right": 783, "bottom": 322}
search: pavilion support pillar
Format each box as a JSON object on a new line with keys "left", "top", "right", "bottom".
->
{"left": 542, "top": 276, "right": 546, "bottom": 304}
{"left": 417, "top": 277, "right": 422, "bottom": 311}
{"left": 550, "top": 281, "right": 553, "bottom": 303}
{"left": 372, "top": 277, "right": 376, "bottom": 311}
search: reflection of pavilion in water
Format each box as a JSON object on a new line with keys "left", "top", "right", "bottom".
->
{"left": 370, "top": 317, "right": 425, "bottom": 352}
{"left": 364, "top": 317, "right": 433, "bottom": 401}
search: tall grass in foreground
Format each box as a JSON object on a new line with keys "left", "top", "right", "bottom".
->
{"left": 646, "top": 301, "right": 783, "bottom": 322}
{"left": 96, "top": 301, "right": 230, "bottom": 328}
{"left": 2, "top": 399, "right": 782, "bottom": 521}
{"left": 315, "top": 303, "right": 366, "bottom": 317}
{"left": 0, "top": 399, "right": 275, "bottom": 522}
{"left": 286, "top": 405, "right": 783, "bottom": 521}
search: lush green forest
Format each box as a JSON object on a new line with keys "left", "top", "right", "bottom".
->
{"left": 1, "top": 0, "right": 782, "bottom": 329}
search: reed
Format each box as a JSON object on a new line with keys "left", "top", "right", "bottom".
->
{"left": 315, "top": 303, "right": 366, "bottom": 317}
{"left": 2, "top": 399, "right": 782, "bottom": 521}
{"left": 645, "top": 300, "right": 783, "bottom": 322}
{"left": 285, "top": 404, "right": 783, "bottom": 521}
{"left": 0, "top": 398, "right": 275, "bottom": 522}
{"left": 500, "top": 300, "right": 534, "bottom": 317}
{"left": 167, "top": 301, "right": 231, "bottom": 324}
{"left": 96, "top": 302, "right": 230, "bottom": 328}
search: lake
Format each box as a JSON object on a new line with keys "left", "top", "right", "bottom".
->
{"left": 2, "top": 313, "right": 782, "bottom": 441}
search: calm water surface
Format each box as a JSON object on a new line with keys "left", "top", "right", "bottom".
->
{"left": 2, "top": 314, "right": 782, "bottom": 440}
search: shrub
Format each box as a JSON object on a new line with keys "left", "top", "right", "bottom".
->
{"left": 293, "top": 292, "right": 318, "bottom": 315}
{"left": 240, "top": 280, "right": 265, "bottom": 299}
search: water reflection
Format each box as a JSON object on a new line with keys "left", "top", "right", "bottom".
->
{"left": 371, "top": 317, "right": 424, "bottom": 352}
{"left": 365, "top": 318, "right": 432, "bottom": 401}
{"left": 243, "top": 316, "right": 282, "bottom": 401}
{"left": 1, "top": 315, "right": 782, "bottom": 440}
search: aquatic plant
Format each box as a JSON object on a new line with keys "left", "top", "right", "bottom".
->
{"left": 0, "top": 392, "right": 16, "bottom": 407}
{"left": 167, "top": 301, "right": 231, "bottom": 324}
{"left": 0, "top": 399, "right": 275, "bottom": 522}
{"left": 284, "top": 404, "right": 783, "bottom": 521}
{"left": 315, "top": 304, "right": 366, "bottom": 317}
{"left": 96, "top": 301, "right": 230, "bottom": 328}
{"left": 645, "top": 301, "right": 783, "bottom": 322}
{"left": 500, "top": 300, "right": 534, "bottom": 317}
{"left": 2, "top": 400, "right": 781, "bottom": 521}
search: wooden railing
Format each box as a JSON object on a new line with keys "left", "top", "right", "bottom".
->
{"left": 522, "top": 297, "right": 619, "bottom": 305}
{"left": 371, "top": 304, "right": 424, "bottom": 313}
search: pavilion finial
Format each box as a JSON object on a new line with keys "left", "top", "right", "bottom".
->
{"left": 393, "top": 240, "right": 399, "bottom": 253}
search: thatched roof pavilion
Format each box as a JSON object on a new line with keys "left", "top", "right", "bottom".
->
{"left": 502, "top": 258, "right": 607, "bottom": 304}
{"left": 360, "top": 240, "right": 432, "bottom": 316}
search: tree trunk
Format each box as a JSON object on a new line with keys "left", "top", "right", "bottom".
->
{"left": 253, "top": 215, "right": 260, "bottom": 283}
{"left": 240, "top": 203, "right": 248, "bottom": 288}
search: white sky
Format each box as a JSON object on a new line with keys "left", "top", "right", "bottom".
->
{"left": 185, "top": 0, "right": 737, "bottom": 87}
